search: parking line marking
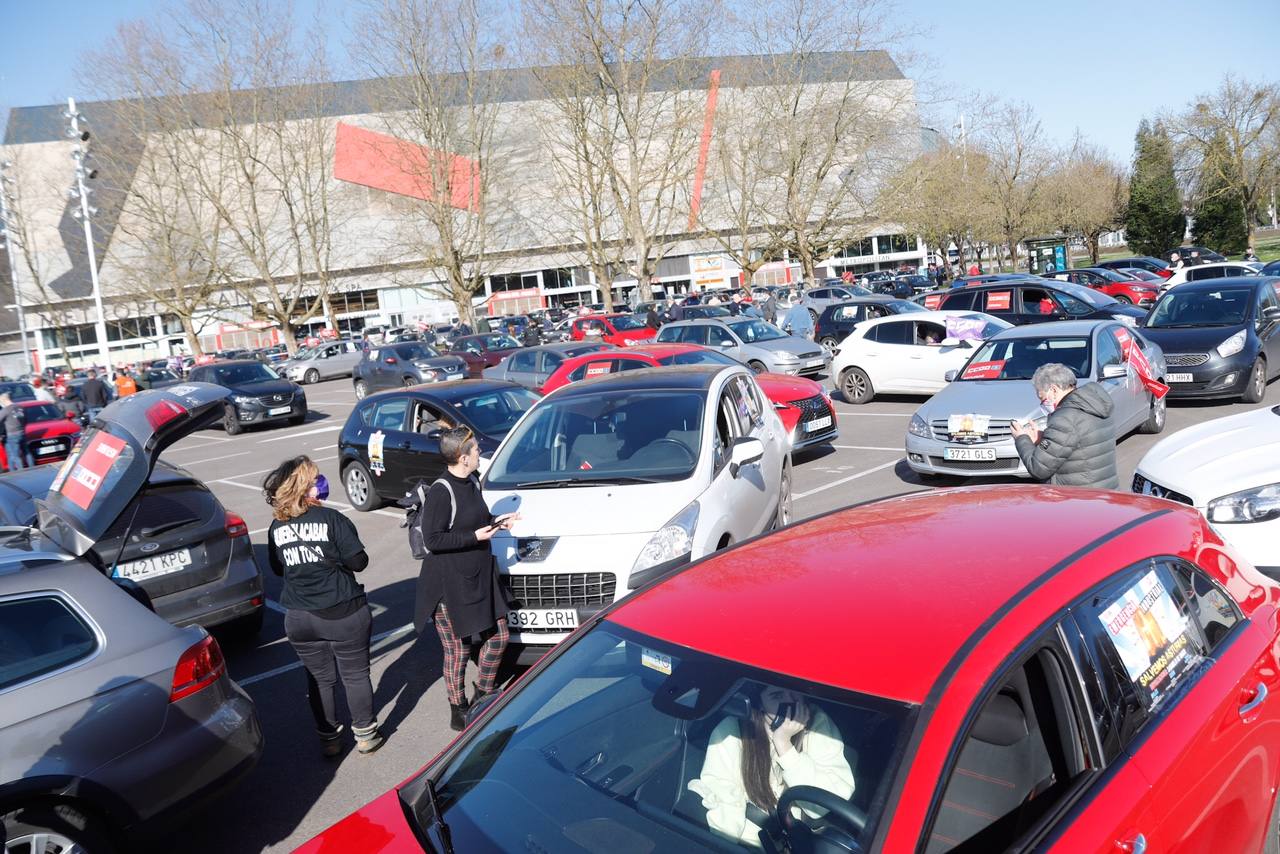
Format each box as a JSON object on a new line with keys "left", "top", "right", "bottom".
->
{"left": 794, "top": 459, "right": 901, "bottom": 499}
{"left": 238, "top": 622, "right": 415, "bottom": 687}
{"left": 208, "top": 454, "right": 338, "bottom": 487}
{"left": 258, "top": 424, "right": 343, "bottom": 443}
{"left": 172, "top": 451, "right": 251, "bottom": 465}
{"left": 831, "top": 445, "right": 903, "bottom": 451}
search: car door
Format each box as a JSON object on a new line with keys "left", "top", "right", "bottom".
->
{"left": 365, "top": 395, "right": 416, "bottom": 497}
{"left": 1092, "top": 325, "right": 1140, "bottom": 430}
{"left": 1073, "top": 559, "right": 1280, "bottom": 853}
{"left": 862, "top": 319, "right": 915, "bottom": 391}
{"left": 503, "top": 349, "right": 540, "bottom": 388}
{"left": 401, "top": 399, "right": 449, "bottom": 486}
{"left": 1254, "top": 284, "right": 1280, "bottom": 371}
{"left": 698, "top": 375, "right": 768, "bottom": 547}
{"left": 910, "top": 320, "right": 975, "bottom": 392}
{"left": 332, "top": 340, "right": 363, "bottom": 378}
{"left": 1016, "top": 287, "right": 1065, "bottom": 325}
{"left": 534, "top": 350, "right": 565, "bottom": 390}
{"left": 703, "top": 323, "right": 741, "bottom": 360}
{"left": 312, "top": 343, "right": 341, "bottom": 380}
{"left": 370, "top": 347, "right": 402, "bottom": 389}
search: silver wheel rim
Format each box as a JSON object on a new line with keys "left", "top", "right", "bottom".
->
{"left": 306, "top": 369, "right": 318, "bottom": 384}
{"left": 1153, "top": 394, "right": 1165, "bottom": 428}
{"left": 843, "top": 371, "right": 866, "bottom": 401}
{"left": 355, "top": 382, "right": 366, "bottom": 399}
{"left": 779, "top": 465, "right": 793, "bottom": 526}
{"left": 5, "top": 830, "right": 85, "bottom": 854}
{"left": 820, "top": 338, "right": 838, "bottom": 355}
{"left": 1256, "top": 363, "right": 1266, "bottom": 398}
{"left": 346, "top": 468, "right": 369, "bottom": 505}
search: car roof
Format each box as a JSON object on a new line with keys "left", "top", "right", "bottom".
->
{"left": 990, "top": 319, "right": 1109, "bottom": 338}
{"left": 554, "top": 364, "right": 729, "bottom": 397}
{"left": 822, "top": 295, "right": 900, "bottom": 307}
{"left": 364, "top": 378, "right": 526, "bottom": 405}
{"left": 1166, "top": 276, "right": 1269, "bottom": 292}
{"left": 858, "top": 309, "right": 989, "bottom": 327}
{"left": 530, "top": 341, "right": 615, "bottom": 353}
{"left": 193, "top": 359, "right": 262, "bottom": 368}
{"left": 664, "top": 317, "right": 733, "bottom": 326}
{"left": 610, "top": 486, "right": 1202, "bottom": 704}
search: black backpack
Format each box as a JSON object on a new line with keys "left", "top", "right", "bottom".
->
{"left": 400, "top": 478, "right": 455, "bottom": 560}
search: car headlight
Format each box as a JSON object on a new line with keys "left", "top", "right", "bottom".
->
{"left": 908, "top": 413, "right": 931, "bottom": 438}
{"left": 1207, "top": 483, "right": 1280, "bottom": 524}
{"left": 1111, "top": 314, "right": 1136, "bottom": 326}
{"left": 632, "top": 500, "right": 699, "bottom": 575}
{"left": 1216, "top": 329, "right": 1247, "bottom": 359}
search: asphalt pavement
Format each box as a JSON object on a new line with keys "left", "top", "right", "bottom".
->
{"left": 165, "top": 373, "right": 1280, "bottom": 852}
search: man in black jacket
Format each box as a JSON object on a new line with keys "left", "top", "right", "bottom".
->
{"left": 1010, "top": 363, "right": 1119, "bottom": 489}
{"left": 79, "top": 369, "right": 111, "bottom": 420}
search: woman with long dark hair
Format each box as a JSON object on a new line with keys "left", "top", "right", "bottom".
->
{"left": 413, "top": 426, "right": 519, "bottom": 731}
{"left": 264, "top": 456, "right": 382, "bottom": 757}
{"left": 688, "top": 685, "right": 854, "bottom": 846}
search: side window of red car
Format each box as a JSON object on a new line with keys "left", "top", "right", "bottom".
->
{"left": 1165, "top": 559, "right": 1242, "bottom": 652}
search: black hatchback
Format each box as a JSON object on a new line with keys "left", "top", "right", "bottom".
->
{"left": 338, "top": 379, "right": 540, "bottom": 510}
{"left": 814, "top": 297, "right": 926, "bottom": 350}
{"left": 186, "top": 359, "right": 307, "bottom": 434}
{"left": 920, "top": 279, "right": 1148, "bottom": 326}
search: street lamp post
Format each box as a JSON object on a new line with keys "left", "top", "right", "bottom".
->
{"left": 0, "top": 162, "right": 34, "bottom": 374}
{"left": 66, "top": 97, "right": 111, "bottom": 374}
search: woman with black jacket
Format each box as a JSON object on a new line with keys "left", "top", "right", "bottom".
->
{"left": 265, "top": 456, "right": 383, "bottom": 757}
{"left": 413, "top": 426, "right": 519, "bottom": 730}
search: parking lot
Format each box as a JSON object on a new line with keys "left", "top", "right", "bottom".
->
{"left": 168, "top": 373, "right": 1280, "bottom": 852}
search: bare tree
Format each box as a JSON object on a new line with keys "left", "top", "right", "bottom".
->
{"left": 973, "top": 101, "right": 1056, "bottom": 270}
{"left": 1042, "top": 138, "right": 1127, "bottom": 265}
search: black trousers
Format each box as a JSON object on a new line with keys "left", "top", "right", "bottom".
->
{"left": 284, "top": 605, "right": 376, "bottom": 732}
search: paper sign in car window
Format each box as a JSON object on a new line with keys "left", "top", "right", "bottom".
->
{"left": 584, "top": 361, "right": 612, "bottom": 377}
{"left": 924, "top": 294, "right": 943, "bottom": 310}
{"left": 945, "top": 316, "right": 988, "bottom": 341}
{"left": 641, "top": 647, "right": 673, "bottom": 676}
{"left": 1098, "top": 569, "right": 1197, "bottom": 706}
{"left": 59, "top": 432, "right": 128, "bottom": 511}
{"left": 986, "top": 291, "right": 1012, "bottom": 311}
{"left": 961, "top": 360, "right": 1005, "bottom": 380}
{"left": 946, "top": 413, "right": 991, "bottom": 439}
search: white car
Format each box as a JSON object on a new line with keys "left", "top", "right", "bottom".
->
{"left": 1133, "top": 404, "right": 1280, "bottom": 579}
{"left": 1159, "top": 262, "right": 1261, "bottom": 293}
{"left": 830, "top": 310, "right": 1011, "bottom": 403}
{"left": 482, "top": 365, "right": 790, "bottom": 658}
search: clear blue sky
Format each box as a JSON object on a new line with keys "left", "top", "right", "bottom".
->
{"left": 3, "top": 0, "right": 1278, "bottom": 163}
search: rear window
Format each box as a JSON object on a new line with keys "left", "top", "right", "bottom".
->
{"left": 101, "top": 482, "right": 216, "bottom": 543}
{"left": 0, "top": 595, "right": 98, "bottom": 691}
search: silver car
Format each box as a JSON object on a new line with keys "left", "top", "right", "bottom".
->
{"left": 282, "top": 338, "right": 364, "bottom": 384}
{"left": 481, "top": 341, "right": 615, "bottom": 391}
{"left": 0, "top": 384, "right": 263, "bottom": 850}
{"left": 905, "top": 320, "right": 1168, "bottom": 478}
{"left": 799, "top": 284, "right": 873, "bottom": 323}
{"left": 656, "top": 317, "right": 829, "bottom": 377}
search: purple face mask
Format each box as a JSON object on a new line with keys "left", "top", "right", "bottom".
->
{"left": 314, "top": 474, "right": 330, "bottom": 501}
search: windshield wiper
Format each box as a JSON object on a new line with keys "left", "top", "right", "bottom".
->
{"left": 423, "top": 778, "right": 455, "bottom": 854}
{"left": 513, "top": 475, "right": 664, "bottom": 488}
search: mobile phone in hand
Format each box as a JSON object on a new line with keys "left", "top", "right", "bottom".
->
{"left": 770, "top": 702, "right": 794, "bottom": 731}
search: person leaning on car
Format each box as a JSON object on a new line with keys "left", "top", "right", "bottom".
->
{"left": 1010, "top": 363, "right": 1119, "bottom": 490}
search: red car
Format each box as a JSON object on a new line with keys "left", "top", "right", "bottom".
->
{"left": 570, "top": 313, "right": 658, "bottom": 348}
{"left": 542, "top": 342, "right": 838, "bottom": 449}
{"left": 1047, "top": 268, "right": 1159, "bottom": 306}
{"left": 1, "top": 401, "right": 82, "bottom": 469}
{"left": 443, "top": 333, "right": 524, "bottom": 378}
{"left": 299, "top": 486, "right": 1280, "bottom": 853}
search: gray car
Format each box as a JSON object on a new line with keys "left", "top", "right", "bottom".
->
{"left": 481, "top": 341, "right": 615, "bottom": 391}
{"left": 799, "top": 284, "right": 873, "bottom": 322}
{"left": 0, "top": 383, "right": 263, "bottom": 851}
{"left": 352, "top": 341, "right": 468, "bottom": 399}
{"left": 656, "top": 317, "right": 829, "bottom": 377}
{"left": 281, "top": 338, "right": 364, "bottom": 384}
{"left": 905, "top": 320, "right": 1168, "bottom": 479}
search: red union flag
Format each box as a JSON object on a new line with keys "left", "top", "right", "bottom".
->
{"left": 1114, "top": 328, "right": 1169, "bottom": 399}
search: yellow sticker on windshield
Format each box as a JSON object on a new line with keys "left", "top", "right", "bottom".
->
{"left": 641, "top": 648, "right": 672, "bottom": 675}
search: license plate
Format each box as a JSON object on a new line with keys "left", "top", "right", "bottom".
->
{"left": 806, "top": 359, "right": 825, "bottom": 368}
{"left": 944, "top": 447, "right": 997, "bottom": 461}
{"left": 804, "top": 415, "right": 833, "bottom": 432}
{"left": 268, "top": 406, "right": 291, "bottom": 415}
{"left": 34, "top": 443, "right": 63, "bottom": 456}
{"left": 1167, "top": 373, "right": 1193, "bottom": 383}
{"left": 507, "top": 608, "right": 579, "bottom": 630}
{"left": 116, "top": 548, "right": 193, "bottom": 582}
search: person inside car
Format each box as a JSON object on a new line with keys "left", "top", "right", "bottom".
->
{"left": 688, "top": 684, "right": 855, "bottom": 847}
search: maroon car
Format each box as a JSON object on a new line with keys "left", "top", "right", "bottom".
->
{"left": 443, "top": 333, "right": 523, "bottom": 378}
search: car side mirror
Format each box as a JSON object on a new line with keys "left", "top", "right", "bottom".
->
{"left": 729, "top": 436, "right": 764, "bottom": 477}
{"left": 1263, "top": 306, "right": 1280, "bottom": 322}
{"left": 1101, "top": 363, "right": 1128, "bottom": 379}
{"left": 720, "top": 340, "right": 734, "bottom": 348}
{"left": 426, "top": 428, "right": 443, "bottom": 441}
{"left": 944, "top": 370, "right": 959, "bottom": 382}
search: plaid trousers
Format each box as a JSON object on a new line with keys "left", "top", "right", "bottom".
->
{"left": 433, "top": 603, "right": 508, "bottom": 705}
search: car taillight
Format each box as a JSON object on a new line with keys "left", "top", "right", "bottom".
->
{"left": 1156, "top": 269, "right": 1173, "bottom": 278}
{"left": 146, "top": 399, "right": 187, "bottom": 430}
{"left": 225, "top": 511, "right": 248, "bottom": 538}
{"left": 170, "top": 635, "right": 226, "bottom": 702}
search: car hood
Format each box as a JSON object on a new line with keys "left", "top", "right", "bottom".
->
{"left": 223, "top": 377, "right": 299, "bottom": 396}
{"left": 916, "top": 379, "right": 1053, "bottom": 423}
{"left": 746, "top": 336, "right": 823, "bottom": 357}
{"left": 1138, "top": 323, "right": 1249, "bottom": 353}
{"left": 1105, "top": 304, "right": 1149, "bottom": 320}
{"left": 35, "top": 384, "right": 229, "bottom": 556}
{"left": 482, "top": 480, "right": 699, "bottom": 535}
{"left": 1137, "top": 405, "right": 1280, "bottom": 503}
{"left": 415, "top": 355, "right": 468, "bottom": 370}
{"left": 756, "top": 372, "right": 823, "bottom": 402}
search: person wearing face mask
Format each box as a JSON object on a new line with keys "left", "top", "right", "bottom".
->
{"left": 413, "top": 426, "right": 521, "bottom": 731}
{"left": 688, "top": 684, "right": 854, "bottom": 847}
{"left": 1010, "top": 362, "right": 1119, "bottom": 489}
{"left": 264, "top": 456, "right": 382, "bottom": 757}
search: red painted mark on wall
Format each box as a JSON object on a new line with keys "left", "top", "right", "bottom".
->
{"left": 333, "top": 122, "right": 481, "bottom": 212}
{"left": 687, "top": 69, "right": 722, "bottom": 232}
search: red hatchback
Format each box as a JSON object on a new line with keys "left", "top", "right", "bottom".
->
{"left": 1047, "top": 268, "right": 1159, "bottom": 307}
{"left": 542, "top": 343, "right": 838, "bottom": 449}
{"left": 2, "top": 401, "right": 82, "bottom": 469}
{"left": 570, "top": 313, "right": 658, "bottom": 348}
{"left": 299, "top": 486, "right": 1280, "bottom": 853}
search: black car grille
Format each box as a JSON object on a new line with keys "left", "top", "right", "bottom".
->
{"left": 256, "top": 392, "right": 295, "bottom": 406}
{"left": 927, "top": 455, "right": 1021, "bottom": 472}
{"left": 1132, "top": 473, "right": 1194, "bottom": 506}
{"left": 798, "top": 351, "right": 823, "bottom": 360}
{"left": 930, "top": 419, "right": 1014, "bottom": 442}
{"left": 793, "top": 394, "right": 830, "bottom": 415}
{"left": 1165, "top": 354, "right": 1209, "bottom": 368}
{"left": 506, "top": 572, "right": 616, "bottom": 609}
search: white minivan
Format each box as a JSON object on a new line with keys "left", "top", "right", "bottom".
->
{"left": 482, "top": 365, "right": 791, "bottom": 659}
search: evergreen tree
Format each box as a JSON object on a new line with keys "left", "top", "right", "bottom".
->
{"left": 1192, "top": 172, "right": 1249, "bottom": 255}
{"left": 1124, "top": 121, "right": 1184, "bottom": 256}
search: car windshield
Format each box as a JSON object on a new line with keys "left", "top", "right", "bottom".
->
{"left": 1147, "top": 287, "right": 1253, "bottom": 328}
{"left": 485, "top": 335, "right": 521, "bottom": 350}
{"left": 24, "top": 403, "right": 65, "bottom": 422}
{"left": 449, "top": 388, "right": 540, "bottom": 439}
{"left": 294, "top": 348, "right": 318, "bottom": 360}
{"left": 1095, "top": 269, "right": 1131, "bottom": 283}
{"left": 887, "top": 300, "right": 927, "bottom": 313}
{"left": 727, "top": 319, "right": 786, "bottom": 343}
{"left": 209, "top": 363, "right": 280, "bottom": 384}
{"left": 611, "top": 315, "right": 647, "bottom": 331}
{"left": 0, "top": 383, "right": 35, "bottom": 402}
{"left": 960, "top": 336, "right": 1092, "bottom": 380}
{"left": 485, "top": 389, "right": 705, "bottom": 488}
{"left": 409, "top": 624, "right": 910, "bottom": 852}
{"left": 656, "top": 350, "right": 740, "bottom": 367}
{"left": 398, "top": 343, "right": 442, "bottom": 360}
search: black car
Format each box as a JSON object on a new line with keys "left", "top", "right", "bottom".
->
{"left": 186, "top": 359, "right": 307, "bottom": 434}
{"left": 338, "top": 379, "right": 540, "bottom": 510}
{"left": 1098, "top": 256, "right": 1171, "bottom": 277}
{"left": 139, "top": 367, "right": 182, "bottom": 389}
{"left": 888, "top": 274, "right": 933, "bottom": 296}
{"left": 1139, "top": 277, "right": 1280, "bottom": 401}
{"left": 0, "top": 460, "right": 265, "bottom": 633}
{"left": 352, "top": 340, "right": 468, "bottom": 399}
{"left": 666, "top": 304, "right": 732, "bottom": 322}
{"left": 1166, "top": 245, "right": 1226, "bottom": 264}
{"left": 918, "top": 279, "right": 1148, "bottom": 326}
{"left": 814, "top": 297, "right": 926, "bottom": 350}
{"left": 1264, "top": 260, "right": 1280, "bottom": 277}
{"left": 0, "top": 381, "right": 36, "bottom": 402}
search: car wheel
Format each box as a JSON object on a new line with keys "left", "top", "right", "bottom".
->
{"left": 819, "top": 336, "right": 840, "bottom": 354}
{"left": 808, "top": 309, "right": 819, "bottom": 324}
{"left": 839, "top": 367, "right": 875, "bottom": 404}
{"left": 1242, "top": 358, "right": 1267, "bottom": 404}
{"left": 1113, "top": 294, "right": 1132, "bottom": 304}
{"left": 402, "top": 376, "right": 416, "bottom": 387}
{"left": 223, "top": 405, "right": 243, "bottom": 435}
{"left": 343, "top": 461, "right": 382, "bottom": 511}
{"left": 304, "top": 368, "right": 319, "bottom": 384}
{"left": 2, "top": 804, "right": 116, "bottom": 854}
{"left": 1138, "top": 390, "right": 1166, "bottom": 434}
{"left": 747, "top": 360, "right": 767, "bottom": 374}
{"left": 354, "top": 379, "right": 369, "bottom": 400}
{"left": 774, "top": 459, "right": 793, "bottom": 530}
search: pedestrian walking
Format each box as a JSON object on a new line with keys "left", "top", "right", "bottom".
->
{"left": 79, "top": 369, "right": 110, "bottom": 421}
{"left": 727, "top": 292, "right": 745, "bottom": 316}
{"left": 779, "top": 295, "right": 815, "bottom": 340}
{"left": 113, "top": 369, "right": 138, "bottom": 398}
{"left": 1010, "top": 363, "right": 1119, "bottom": 489}
{"left": 29, "top": 377, "right": 54, "bottom": 403}
{"left": 264, "top": 456, "right": 383, "bottom": 757}
{"left": 761, "top": 291, "right": 778, "bottom": 324}
{"left": 413, "top": 426, "right": 519, "bottom": 731}
{"left": 0, "top": 393, "right": 28, "bottom": 472}
{"left": 645, "top": 305, "right": 660, "bottom": 329}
